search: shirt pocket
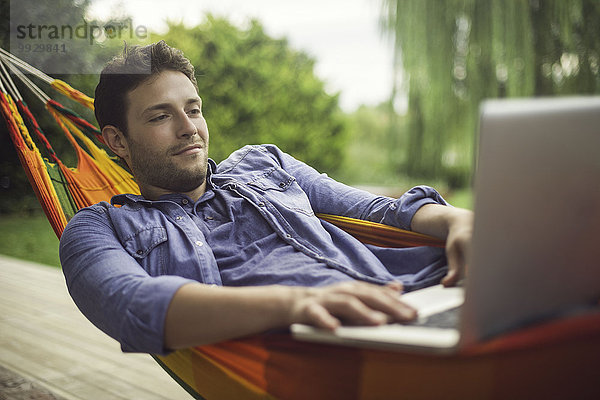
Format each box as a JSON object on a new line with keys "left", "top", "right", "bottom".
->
{"left": 248, "top": 167, "right": 315, "bottom": 216}
{"left": 122, "top": 226, "right": 168, "bottom": 276}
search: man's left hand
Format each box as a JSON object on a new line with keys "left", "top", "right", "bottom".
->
{"left": 441, "top": 208, "right": 473, "bottom": 286}
{"left": 411, "top": 204, "right": 474, "bottom": 287}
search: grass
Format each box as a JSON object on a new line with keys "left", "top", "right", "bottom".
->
{"left": 0, "top": 213, "right": 61, "bottom": 268}
{"left": 444, "top": 187, "right": 474, "bottom": 210}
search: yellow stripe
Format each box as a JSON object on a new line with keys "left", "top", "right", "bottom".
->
{"left": 50, "top": 79, "right": 95, "bottom": 110}
{"left": 316, "top": 213, "right": 445, "bottom": 247}
{"left": 157, "top": 349, "right": 275, "bottom": 400}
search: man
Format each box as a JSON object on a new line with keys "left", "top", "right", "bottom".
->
{"left": 59, "top": 41, "right": 473, "bottom": 354}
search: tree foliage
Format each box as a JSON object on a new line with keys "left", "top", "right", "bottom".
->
{"left": 155, "top": 17, "right": 347, "bottom": 173}
{"left": 338, "top": 102, "right": 405, "bottom": 185}
{"left": 380, "top": 0, "right": 600, "bottom": 187}
{"left": 1, "top": 5, "right": 347, "bottom": 212}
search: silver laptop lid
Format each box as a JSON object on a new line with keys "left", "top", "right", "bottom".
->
{"left": 461, "top": 96, "right": 600, "bottom": 346}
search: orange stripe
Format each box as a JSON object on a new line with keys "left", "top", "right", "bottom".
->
{"left": 317, "top": 213, "right": 445, "bottom": 248}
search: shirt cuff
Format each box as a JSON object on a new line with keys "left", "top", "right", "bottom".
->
{"left": 389, "top": 185, "right": 449, "bottom": 230}
{"left": 119, "top": 275, "right": 196, "bottom": 355}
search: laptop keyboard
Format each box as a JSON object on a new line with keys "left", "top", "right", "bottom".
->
{"left": 408, "top": 306, "right": 461, "bottom": 329}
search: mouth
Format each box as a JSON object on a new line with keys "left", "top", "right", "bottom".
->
{"left": 173, "top": 144, "right": 204, "bottom": 156}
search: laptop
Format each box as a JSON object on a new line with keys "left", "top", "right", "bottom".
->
{"left": 292, "top": 96, "right": 600, "bottom": 353}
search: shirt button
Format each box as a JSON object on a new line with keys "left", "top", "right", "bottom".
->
{"left": 205, "top": 216, "right": 214, "bottom": 220}
{"left": 195, "top": 240, "right": 203, "bottom": 247}
{"left": 136, "top": 250, "right": 143, "bottom": 255}
{"left": 176, "top": 216, "right": 183, "bottom": 221}
{"left": 279, "top": 182, "right": 286, "bottom": 188}
{"left": 258, "top": 202, "right": 265, "bottom": 207}
{"left": 182, "top": 199, "right": 189, "bottom": 205}
{"left": 285, "top": 233, "right": 292, "bottom": 239}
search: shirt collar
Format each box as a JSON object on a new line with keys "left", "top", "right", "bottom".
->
{"left": 111, "top": 158, "right": 218, "bottom": 206}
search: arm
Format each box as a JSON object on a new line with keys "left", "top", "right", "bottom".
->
{"left": 411, "top": 204, "right": 473, "bottom": 286}
{"left": 264, "top": 145, "right": 447, "bottom": 230}
{"left": 164, "top": 280, "right": 415, "bottom": 349}
{"left": 61, "top": 204, "right": 417, "bottom": 353}
{"left": 263, "top": 145, "right": 473, "bottom": 285}
{"left": 59, "top": 205, "right": 196, "bottom": 354}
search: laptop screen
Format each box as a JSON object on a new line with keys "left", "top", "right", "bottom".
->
{"left": 461, "top": 96, "right": 600, "bottom": 344}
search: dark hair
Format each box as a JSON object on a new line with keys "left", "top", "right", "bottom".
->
{"left": 94, "top": 40, "right": 197, "bottom": 134}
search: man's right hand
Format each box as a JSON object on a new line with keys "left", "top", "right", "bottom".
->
{"left": 165, "top": 281, "right": 417, "bottom": 350}
{"left": 288, "top": 281, "right": 417, "bottom": 331}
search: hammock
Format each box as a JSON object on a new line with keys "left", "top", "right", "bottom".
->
{"left": 2, "top": 49, "right": 599, "bottom": 399}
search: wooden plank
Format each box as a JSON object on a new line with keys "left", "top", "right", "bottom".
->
{"left": 0, "top": 255, "right": 191, "bottom": 399}
{"left": 0, "top": 364, "right": 66, "bottom": 400}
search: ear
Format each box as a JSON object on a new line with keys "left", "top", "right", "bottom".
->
{"left": 102, "top": 125, "right": 130, "bottom": 160}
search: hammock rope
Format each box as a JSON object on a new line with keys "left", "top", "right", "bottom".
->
{"left": 0, "top": 47, "right": 53, "bottom": 85}
{"left": 2, "top": 48, "right": 598, "bottom": 400}
{"left": 1, "top": 51, "right": 140, "bottom": 223}
{"left": 0, "top": 85, "right": 68, "bottom": 236}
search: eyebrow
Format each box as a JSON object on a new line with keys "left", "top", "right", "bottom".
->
{"left": 141, "top": 97, "right": 202, "bottom": 117}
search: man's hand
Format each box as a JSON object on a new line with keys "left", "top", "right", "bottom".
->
{"left": 164, "top": 204, "right": 474, "bottom": 350}
{"left": 165, "top": 280, "right": 416, "bottom": 349}
{"left": 410, "top": 204, "right": 474, "bottom": 287}
{"left": 288, "top": 281, "right": 416, "bottom": 331}
{"left": 441, "top": 208, "right": 473, "bottom": 286}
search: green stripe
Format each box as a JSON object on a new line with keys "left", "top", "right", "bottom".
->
{"left": 44, "top": 159, "right": 78, "bottom": 220}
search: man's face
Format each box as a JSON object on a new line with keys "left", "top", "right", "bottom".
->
{"left": 122, "top": 70, "right": 209, "bottom": 198}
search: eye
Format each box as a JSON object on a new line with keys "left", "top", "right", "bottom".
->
{"left": 149, "top": 114, "right": 169, "bottom": 123}
{"left": 187, "top": 107, "right": 202, "bottom": 117}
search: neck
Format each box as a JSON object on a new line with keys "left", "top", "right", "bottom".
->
{"left": 140, "top": 180, "right": 208, "bottom": 202}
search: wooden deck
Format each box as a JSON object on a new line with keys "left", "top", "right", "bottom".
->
{"left": 0, "top": 255, "right": 191, "bottom": 399}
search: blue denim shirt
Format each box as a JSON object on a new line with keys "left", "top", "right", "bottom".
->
{"left": 59, "top": 144, "right": 448, "bottom": 354}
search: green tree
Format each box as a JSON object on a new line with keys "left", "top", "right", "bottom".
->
{"left": 2, "top": 9, "right": 348, "bottom": 212}
{"left": 155, "top": 17, "right": 347, "bottom": 173}
{"left": 339, "top": 102, "right": 406, "bottom": 185}
{"left": 380, "top": 0, "right": 600, "bottom": 187}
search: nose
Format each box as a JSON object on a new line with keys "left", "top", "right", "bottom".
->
{"left": 176, "top": 112, "right": 198, "bottom": 138}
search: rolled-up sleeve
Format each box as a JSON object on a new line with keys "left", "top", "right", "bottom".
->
{"left": 59, "top": 205, "right": 195, "bottom": 354}
{"left": 381, "top": 185, "right": 449, "bottom": 230}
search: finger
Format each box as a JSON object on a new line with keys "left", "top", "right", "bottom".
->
{"left": 442, "top": 269, "right": 458, "bottom": 287}
{"left": 332, "top": 285, "right": 416, "bottom": 322}
{"left": 385, "top": 281, "right": 404, "bottom": 292}
{"left": 442, "top": 250, "right": 460, "bottom": 287}
{"left": 443, "top": 243, "right": 466, "bottom": 286}
{"left": 359, "top": 293, "right": 416, "bottom": 322}
{"left": 321, "top": 295, "right": 390, "bottom": 326}
{"left": 304, "top": 302, "right": 341, "bottom": 331}
{"left": 334, "top": 281, "right": 401, "bottom": 298}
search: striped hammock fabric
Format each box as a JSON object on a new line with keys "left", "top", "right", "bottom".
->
{"left": 2, "top": 49, "right": 599, "bottom": 399}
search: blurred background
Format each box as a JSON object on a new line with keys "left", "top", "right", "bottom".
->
{"left": 1, "top": 0, "right": 599, "bottom": 266}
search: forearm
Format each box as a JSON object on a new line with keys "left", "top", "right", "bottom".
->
{"left": 410, "top": 203, "right": 472, "bottom": 239}
{"left": 164, "top": 280, "right": 418, "bottom": 350}
{"left": 164, "top": 283, "right": 302, "bottom": 349}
